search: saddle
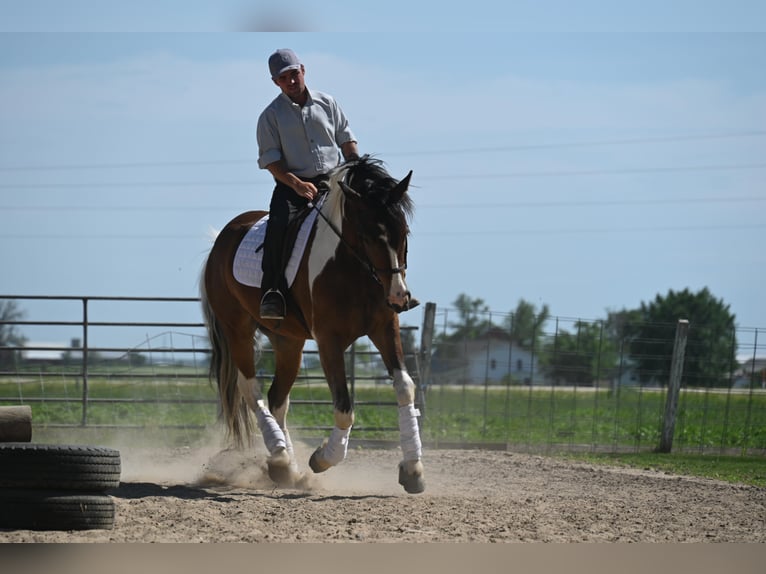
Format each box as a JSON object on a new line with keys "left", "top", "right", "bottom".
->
{"left": 232, "top": 194, "right": 326, "bottom": 289}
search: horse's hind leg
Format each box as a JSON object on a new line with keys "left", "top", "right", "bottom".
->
{"left": 261, "top": 334, "right": 305, "bottom": 485}
{"left": 229, "top": 335, "right": 291, "bottom": 471}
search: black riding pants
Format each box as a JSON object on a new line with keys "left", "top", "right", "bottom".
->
{"left": 261, "top": 178, "right": 323, "bottom": 293}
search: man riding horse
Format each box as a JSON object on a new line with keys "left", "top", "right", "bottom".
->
{"left": 257, "top": 48, "right": 418, "bottom": 319}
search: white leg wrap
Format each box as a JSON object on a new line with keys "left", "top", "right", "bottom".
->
{"left": 283, "top": 428, "right": 299, "bottom": 472}
{"left": 399, "top": 404, "right": 422, "bottom": 461}
{"left": 271, "top": 402, "right": 297, "bottom": 469}
{"left": 255, "top": 401, "right": 287, "bottom": 454}
{"left": 321, "top": 425, "right": 351, "bottom": 466}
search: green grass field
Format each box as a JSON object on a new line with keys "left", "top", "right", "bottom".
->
{"left": 2, "top": 376, "right": 764, "bottom": 486}
{"left": 564, "top": 452, "right": 766, "bottom": 488}
{"left": 422, "top": 385, "right": 766, "bottom": 453}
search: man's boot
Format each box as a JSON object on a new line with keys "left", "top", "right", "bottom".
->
{"left": 260, "top": 289, "right": 286, "bottom": 320}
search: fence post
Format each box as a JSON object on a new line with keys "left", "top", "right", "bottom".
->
{"left": 81, "top": 297, "right": 90, "bottom": 427}
{"left": 417, "top": 302, "right": 436, "bottom": 424}
{"left": 658, "top": 319, "right": 689, "bottom": 453}
{"left": 349, "top": 343, "right": 356, "bottom": 404}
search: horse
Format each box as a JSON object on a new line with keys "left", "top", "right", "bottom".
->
{"left": 200, "top": 156, "right": 425, "bottom": 494}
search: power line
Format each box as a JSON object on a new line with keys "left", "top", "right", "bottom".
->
{"left": 419, "top": 223, "right": 766, "bottom": 236}
{"left": 1, "top": 162, "right": 765, "bottom": 190}
{"left": 422, "top": 196, "right": 766, "bottom": 209}
{"left": 422, "top": 163, "right": 766, "bottom": 181}
{"left": 0, "top": 159, "right": 256, "bottom": 173}
{"left": 0, "top": 130, "right": 764, "bottom": 172}
{"left": 1, "top": 223, "right": 763, "bottom": 240}
{"left": 2, "top": 195, "right": 765, "bottom": 213}
{"left": 390, "top": 130, "right": 766, "bottom": 157}
{"left": 0, "top": 180, "right": 268, "bottom": 190}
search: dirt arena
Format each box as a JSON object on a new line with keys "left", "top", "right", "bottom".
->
{"left": 1, "top": 440, "right": 764, "bottom": 543}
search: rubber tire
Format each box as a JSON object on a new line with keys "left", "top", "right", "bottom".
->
{"left": 0, "top": 443, "right": 121, "bottom": 491}
{"left": 0, "top": 489, "right": 115, "bottom": 530}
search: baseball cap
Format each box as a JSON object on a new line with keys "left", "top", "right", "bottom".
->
{"left": 269, "top": 49, "right": 302, "bottom": 79}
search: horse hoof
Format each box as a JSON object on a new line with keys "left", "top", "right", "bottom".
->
{"left": 308, "top": 448, "right": 331, "bottom": 474}
{"left": 267, "top": 447, "right": 290, "bottom": 468}
{"left": 398, "top": 462, "right": 426, "bottom": 494}
{"left": 267, "top": 462, "right": 297, "bottom": 487}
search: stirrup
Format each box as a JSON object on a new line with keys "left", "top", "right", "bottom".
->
{"left": 260, "top": 289, "right": 286, "bottom": 320}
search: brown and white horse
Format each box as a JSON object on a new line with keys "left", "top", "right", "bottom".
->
{"left": 200, "top": 156, "right": 424, "bottom": 493}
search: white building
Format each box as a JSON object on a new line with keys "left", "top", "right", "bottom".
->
{"left": 430, "top": 327, "right": 544, "bottom": 386}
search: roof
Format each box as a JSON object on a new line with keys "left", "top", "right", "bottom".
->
{"left": 20, "top": 342, "right": 67, "bottom": 361}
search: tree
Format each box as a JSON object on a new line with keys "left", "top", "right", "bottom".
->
{"left": 0, "top": 300, "right": 27, "bottom": 369}
{"left": 541, "top": 320, "right": 617, "bottom": 386}
{"left": 503, "top": 299, "right": 550, "bottom": 349}
{"left": 625, "top": 287, "right": 736, "bottom": 388}
{"left": 442, "top": 293, "right": 492, "bottom": 341}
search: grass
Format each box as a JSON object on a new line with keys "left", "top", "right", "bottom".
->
{"left": 561, "top": 452, "right": 766, "bottom": 488}
{"left": 2, "top": 377, "right": 765, "bottom": 487}
{"left": 421, "top": 385, "right": 766, "bottom": 452}
{"left": 3, "top": 378, "right": 765, "bottom": 449}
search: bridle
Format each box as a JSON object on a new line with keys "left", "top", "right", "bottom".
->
{"left": 308, "top": 189, "right": 408, "bottom": 286}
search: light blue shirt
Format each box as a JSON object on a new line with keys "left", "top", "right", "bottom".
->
{"left": 256, "top": 89, "right": 357, "bottom": 179}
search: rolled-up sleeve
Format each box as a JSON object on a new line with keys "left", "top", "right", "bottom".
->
{"left": 332, "top": 101, "right": 356, "bottom": 147}
{"left": 256, "top": 111, "right": 283, "bottom": 169}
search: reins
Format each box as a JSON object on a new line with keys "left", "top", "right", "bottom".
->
{"left": 307, "top": 187, "right": 407, "bottom": 286}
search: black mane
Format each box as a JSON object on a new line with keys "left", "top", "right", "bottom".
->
{"left": 343, "top": 155, "right": 414, "bottom": 221}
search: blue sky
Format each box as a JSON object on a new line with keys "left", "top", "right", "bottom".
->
{"left": 1, "top": 2, "right": 765, "bottom": 351}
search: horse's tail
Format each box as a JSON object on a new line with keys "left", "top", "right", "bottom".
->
{"left": 200, "top": 264, "right": 255, "bottom": 449}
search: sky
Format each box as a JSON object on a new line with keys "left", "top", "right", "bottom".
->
{"left": 1, "top": 2, "right": 765, "bottom": 353}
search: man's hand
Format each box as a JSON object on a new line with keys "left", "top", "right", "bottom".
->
{"left": 266, "top": 161, "right": 318, "bottom": 200}
{"left": 293, "top": 179, "right": 318, "bottom": 200}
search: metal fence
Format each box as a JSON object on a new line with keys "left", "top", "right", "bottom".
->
{"left": 424, "top": 307, "right": 765, "bottom": 455}
{"left": 0, "top": 295, "right": 425, "bottom": 437}
{"left": 1, "top": 295, "right": 764, "bottom": 455}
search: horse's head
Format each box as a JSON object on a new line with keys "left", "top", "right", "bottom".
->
{"left": 338, "top": 156, "right": 415, "bottom": 313}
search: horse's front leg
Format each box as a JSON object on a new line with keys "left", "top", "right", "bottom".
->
{"left": 369, "top": 319, "right": 426, "bottom": 494}
{"left": 309, "top": 341, "right": 354, "bottom": 473}
{"left": 392, "top": 368, "right": 425, "bottom": 493}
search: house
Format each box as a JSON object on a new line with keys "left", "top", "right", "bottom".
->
{"left": 20, "top": 339, "right": 84, "bottom": 366}
{"left": 733, "top": 356, "right": 766, "bottom": 389}
{"left": 21, "top": 342, "right": 68, "bottom": 365}
{"left": 612, "top": 356, "right": 662, "bottom": 388}
{"left": 429, "top": 327, "right": 544, "bottom": 386}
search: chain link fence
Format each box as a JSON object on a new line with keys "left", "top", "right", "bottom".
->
{"left": 422, "top": 306, "right": 765, "bottom": 454}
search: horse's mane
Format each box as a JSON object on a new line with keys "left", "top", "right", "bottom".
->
{"left": 332, "top": 155, "right": 414, "bottom": 222}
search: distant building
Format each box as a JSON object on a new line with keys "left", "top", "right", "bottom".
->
{"left": 733, "top": 356, "right": 766, "bottom": 389}
{"left": 21, "top": 342, "right": 68, "bottom": 365}
{"left": 429, "top": 327, "right": 544, "bottom": 386}
{"left": 21, "top": 339, "right": 86, "bottom": 366}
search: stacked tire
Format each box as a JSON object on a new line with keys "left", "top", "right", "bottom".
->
{"left": 0, "top": 443, "right": 121, "bottom": 531}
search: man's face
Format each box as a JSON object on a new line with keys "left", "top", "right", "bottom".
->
{"left": 274, "top": 66, "right": 306, "bottom": 101}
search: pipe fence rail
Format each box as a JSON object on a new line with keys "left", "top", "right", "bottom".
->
{"left": 1, "top": 295, "right": 764, "bottom": 455}
{"left": 0, "top": 295, "right": 427, "bottom": 437}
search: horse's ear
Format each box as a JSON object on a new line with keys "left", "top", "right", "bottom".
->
{"left": 388, "top": 170, "right": 412, "bottom": 204}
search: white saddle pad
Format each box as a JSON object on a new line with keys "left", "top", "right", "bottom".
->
{"left": 232, "top": 200, "right": 322, "bottom": 288}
